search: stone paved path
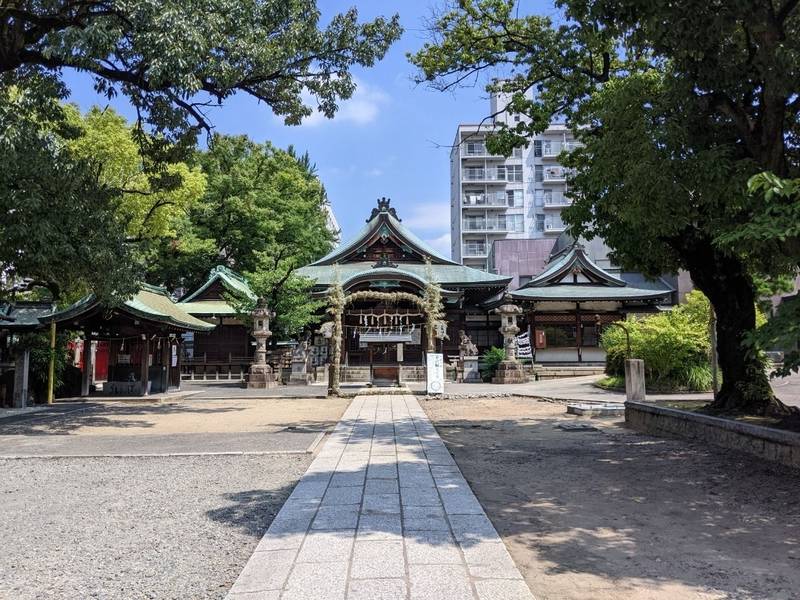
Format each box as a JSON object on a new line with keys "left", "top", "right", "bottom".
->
{"left": 225, "top": 393, "right": 535, "bottom": 600}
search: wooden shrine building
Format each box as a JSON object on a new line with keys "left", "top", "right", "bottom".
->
{"left": 296, "top": 198, "right": 510, "bottom": 384}
{"left": 178, "top": 265, "right": 258, "bottom": 379}
{"left": 43, "top": 285, "right": 214, "bottom": 396}
{"left": 507, "top": 241, "right": 673, "bottom": 363}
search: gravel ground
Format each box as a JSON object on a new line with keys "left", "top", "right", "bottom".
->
{"left": 0, "top": 454, "right": 312, "bottom": 599}
{"left": 424, "top": 397, "right": 800, "bottom": 600}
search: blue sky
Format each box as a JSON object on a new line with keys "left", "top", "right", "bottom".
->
{"left": 63, "top": 0, "right": 557, "bottom": 257}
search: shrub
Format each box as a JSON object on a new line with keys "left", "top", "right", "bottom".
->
{"left": 480, "top": 346, "right": 505, "bottom": 381}
{"left": 601, "top": 291, "right": 713, "bottom": 391}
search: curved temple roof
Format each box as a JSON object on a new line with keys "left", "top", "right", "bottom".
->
{"left": 297, "top": 198, "right": 510, "bottom": 292}
{"left": 510, "top": 243, "right": 672, "bottom": 303}
{"left": 43, "top": 285, "right": 215, "bottom": 332}
{"left": 180, "top": 265, "right": 257, "bottom": 303}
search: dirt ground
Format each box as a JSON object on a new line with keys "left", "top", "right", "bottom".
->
{"left": 423, "top": 396, "right": 800, "bottom": 600}
{"left": 1, "top": 396, "right": 350, "bottom": 436}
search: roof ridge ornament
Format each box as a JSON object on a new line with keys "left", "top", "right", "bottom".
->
{"left": 373, "top": 254, "right": 398, "bottom": 269}
{"left": 367, "top": 197, "right": 401, "bottom": 222}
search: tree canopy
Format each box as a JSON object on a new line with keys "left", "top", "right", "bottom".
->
{"left": 410, "top": 0, "right": 800, "bottom": 416}
{"left": 1, "top": 1, "right": 400, "bottom": 302}
{"left": 0, "top": 80, "right": 138, "bottom": 303}
{"left": 1, "top": 1, "right": 402, "bottom": 142}
{"left": 148, "top": 134, "right": 335, "bottom": 340}
{"left": 66, "top": 105, "right": 207, "bottom": 241}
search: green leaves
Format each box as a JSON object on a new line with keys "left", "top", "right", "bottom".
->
{"left": 602, "top": 293, "right": 713, "bottom": 391}
{"left": 0, "top": 81, "right": 140, "bottom": 303}
{"left": 410, "top": 0, "right": 800, "bottom": 411}
{"left": 2, "top": 1, "right": 402, "bottom": 142}
{"left": 146, "top": 134, "right": 334, "bottom": 340}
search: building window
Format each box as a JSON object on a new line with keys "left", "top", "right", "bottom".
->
{"left": 506, "top": 189, "right": 523, "bottom": 207}
{"left": 533, "top": 140, "right": 542, "bottom": 157}
{"left": 506, "top": 164, "right": 523, "bottom": 182}
{"left": 507, "top": 214, "right": 524, "bottom": 232}
{"left": 535, "top": 214, "right": 545, "bottom": 232}
{"left": 512, "top": 147, "right": 523, "bottom": 158}
{"left": 541, "top": 325, "right": 577, "bottom": 347}
{"left": 534, "top": 165, "right": 543, "bottom": 182}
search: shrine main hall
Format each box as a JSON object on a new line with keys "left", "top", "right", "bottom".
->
{"left": 288, "top": 198, "right": 673, "bottom": 384}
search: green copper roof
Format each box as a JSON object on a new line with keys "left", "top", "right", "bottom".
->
{"left": 44, "top": 284, "right": 215, "bottom": 331}
{"left": 180, "top": 265, "right": 257, "bottom": 303}
{"left": 525, "top": 244, "right": 625, "bottom": 288}
{"left": 181, "top": 300, "right": 237, "bottom": 315}
{"left": 297, "top": 262, "right": 510, "bottom": 289}
{"left": 0, "top": 301, "right": 56, "bottom": 330}
{"left": 510, "top": 285, "right": 672, "bottom": 302}
{"left": 509, "top": 243, "right": 672, "bottom": 303}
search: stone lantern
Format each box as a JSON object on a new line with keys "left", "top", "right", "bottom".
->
{"left": 492, "top": 303, "right": 527, "bottom": 384}
{"left": 246, "top": 299, "right": 277, "bottom": 388}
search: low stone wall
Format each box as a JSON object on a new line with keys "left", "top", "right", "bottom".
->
{"left": 625, "top": 401, "right": 800, "bottom": 469}
{"left": 532, "top": 365, "right": 605, "bottom": 380}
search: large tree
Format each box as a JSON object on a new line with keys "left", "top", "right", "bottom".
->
{"left": 0, "top": 79, "right": 138, "bottom": 303}
{"left": 410, "top": 0, "right": 800, "bottom": 416}
{"left": 147, "top": 134, "right": 334, "bottom": 340}
{"left": 1, "top": 1, "right": 400, "bottom": 300}
{"left": 1, "top": 1, "right": 401, "bottom": 140}
{"left": 66, "top": 105, "right": 207, "bottom": 241}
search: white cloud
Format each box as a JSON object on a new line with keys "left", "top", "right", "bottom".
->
{"left": 424, "top": 232, "right": 452, "bottom": 259}
{"left": 402, "top": 202, "right": 451, "bottom": 231}
{"left": 300, "top": 78, "right": 389, "bottom": 127}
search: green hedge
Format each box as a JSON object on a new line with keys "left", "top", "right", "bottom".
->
{"left": 602, "top": 291, "right": 714, "bottom": 391}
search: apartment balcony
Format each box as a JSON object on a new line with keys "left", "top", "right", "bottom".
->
{"left": 461, "top": 144, "right": 505, "bottom": 159}
{"left": 541, "top": 140, "right": 578, "bottom": 159}
{"left": 462, "top": 168, "right": 503, "bottom": 182}
{"left": 461, "top": 142, "right": 522, "bottom": 160}
{"left": 462, "top": 193, "right": 508, "bottom": 208}
{"left": 542, "top": 166, "right": 569, "bottom": 183}
{"left": 462, "top": 245, "right": 489, "bottom": 258}
{"left": 463, "top": 170, "right": 524, "bottom": 183}
{"left": 544, "top": 220, "right": 567, "bottom": 233}
{"left": 539, "top": 192, "right": 573, "bottom": 208}
{"left": 462, "top": 219, "right": 511, "bottom": 233}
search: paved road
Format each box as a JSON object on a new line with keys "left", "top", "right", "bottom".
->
{"left": 226, "top": 393, "right": 534, "bottom": 600}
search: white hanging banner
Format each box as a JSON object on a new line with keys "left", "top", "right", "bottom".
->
{"left": 516, "top": 333, "right": 533, "bottom": 358}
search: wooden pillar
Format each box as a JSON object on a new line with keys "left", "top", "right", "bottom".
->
{"left": 80, "top": 339, "right": 93, "bottom": 397}
{"left": 575, "top": 302, "right": 582, "bottom": 363}
{"left": 12, "top": 348, "right": 30, "bottom": 408}
{"left": 46, "top": 320, "right": 56, "bottom": 404}
{"left": 161, "top": 336, "right": 170, "bottom": 393}
{"left": 140, "top": 335, "right": 150, "bottom": 396}
{"left": 175, "top": 338, "right": 182, "bottom": 391}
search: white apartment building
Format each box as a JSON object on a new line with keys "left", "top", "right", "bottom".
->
{"left": 450, "top": 92, "right": 577, "bottom": 271}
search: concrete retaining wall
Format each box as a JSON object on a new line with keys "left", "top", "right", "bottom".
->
{"left": 625, "top": 401, "right": 800, "bottom": 469}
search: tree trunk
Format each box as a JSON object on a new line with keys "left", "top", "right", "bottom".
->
{"left": 683, "top": 238, "right": 794, "bottom": 417}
